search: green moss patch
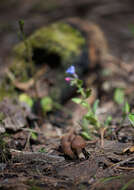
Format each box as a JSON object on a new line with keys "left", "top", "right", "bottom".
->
{"left": 11, "top": 21, "right": 85, "bottom": 82}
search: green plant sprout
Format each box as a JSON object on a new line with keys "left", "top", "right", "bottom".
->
{"left": 38, "top": 147, "right": 46, "bottom": 153}
{"left": 122, "top": 99, "right": 134, "bottom": 127}
{"left": 117, "top": 98, "right": 134, "bottom": 127}
{"left": 113, "top": 87, "right": 134, "bottom": 127}
{"left": 114, "top": 88, "right": 125, "bottom": 105}
{"left": 65, "top": 65, "right": 112, "bottom": 140}
{"left": 119, "top": 101, "right": 130, "bottom": 125}
{"left": 18, "top": 20, "right": 32, "bottom": 63}
{"left": 128, "top": 113, "right": 134, "bottom": 126}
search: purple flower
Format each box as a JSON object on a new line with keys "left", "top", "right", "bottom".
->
{"left": 66, "top": 65, "right": 75, "bottom": 75}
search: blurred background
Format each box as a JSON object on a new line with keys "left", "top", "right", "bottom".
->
{"left": 1, "top": 0, "right": 134, "bottom": 70}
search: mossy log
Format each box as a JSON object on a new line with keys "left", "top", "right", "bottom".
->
{"left": 12, "top": 21, "right": 87, "bottom": 81}
{"left": 1, "top": 21, "right": 89, "bottom": 102}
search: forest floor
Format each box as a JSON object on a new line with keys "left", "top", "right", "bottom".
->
{"left": 1, "top": 1, "right": 134, "bottom": 190}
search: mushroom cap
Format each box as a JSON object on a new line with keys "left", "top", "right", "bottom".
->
{"left": 71, "top": 135, "right": 86, "bottom": 150}
{"left": 69, "top": 133, "right": 76, "bottom": 142}
{"left": 61, "top": 135, "right": 75, "bottom": 158}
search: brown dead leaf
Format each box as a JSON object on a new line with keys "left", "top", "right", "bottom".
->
{"left": 6, "top": 69, "right": 34, "bottom": 91}
{"left": 129, "top": 146, "right": 134, "bottom": 152}
{"left": 123, "top": 145, "right": 134, "bottom": 153}
{"left": 13, "top": 79, "right": 34, "bottom": 91}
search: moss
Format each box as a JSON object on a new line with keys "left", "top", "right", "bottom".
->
{"left": 0, "top": 112, "right": 5, "bottom": 121}
{"left": 10, "top": 58, "right": 35, "bottom": 82}
{"left": 0, "top": 78, "right": 17, "bottom": 101}
{"left": 14, "top": 22, "right": 85, "bottom": 61}
{"left": 11, "top": 21, "right": 85, "bottom": 82}
{"left": 0, "top": 134, "right": 11, "bottom": 162}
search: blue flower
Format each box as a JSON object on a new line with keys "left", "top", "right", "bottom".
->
{"left": 66, "top": 65, "right": 75, "bottom": 75}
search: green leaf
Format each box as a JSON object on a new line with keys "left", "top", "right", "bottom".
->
{"left": 121, "top": 179, "right": 134, "bottom": 190}
{"left": 40, "top": 96, "right": 53, "bottom": 113}
{"left": 128, "top": 113, "right": 134, "bottom": 126}
{"left": 77, "top": 88, "right": 84, "bottom": 94}
{"left": 18, "top": 20, "right": 24, "bottom": 32}
{"left": 81, "top": 118, "right": 89, "bottom": 133}
{"left": 92, "top": 99, "right": 99, "bottom": 114}
{"left": 100, "top": 176, "right": 122, "bottom": 184}
{"left": 85, "top": 88, "right": 92, "bottom": 98}
{"left": 85, "top": 114, "right": 98, "bottom": 126}
{"left": 31, "top": 132, "right": 38, "bottom": 140}
{"left": 123, "top": 101, "right": 130, "bottom": 114}
{"left": 128, "top": 24, "right": 134, "bottom": 35}
{"left": 72, "top": 97, "right": 82, "bottom": 104}
{"left": 38, "top": 147, "right": 46, "bottom": 153}
{"left": 81, "top": 131, "right": 92, "bottom": 140}
{"left": 81, "top": 100, "right": 89, "bottom": 108}
{"left": 19, "top": 93, "right": 34, "bottom": 108}
{"left": 70, "top": 79, "right": 77, "bottom": 86}
{"left": 104, "top": 116, "right": 112, "bottom": 126}
{"left": 77, "top": 79, "right": 83, "bottom": 87}
{"left": 114, "top": 88, "right": 125, "bottom": 105}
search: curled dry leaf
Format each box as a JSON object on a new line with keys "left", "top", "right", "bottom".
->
{"left": 123, "top": 145, "right": 134, "bottom": 154}
{"left": 6, "top": 69, "right": 34, "bottom": 91}
{"left": 13, "top": 79, "right": 34, "bottom": 91}
{"left": 61, "top": 130, "right": 86, "bottom": 159}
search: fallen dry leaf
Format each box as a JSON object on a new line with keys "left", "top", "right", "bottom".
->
{"left": 123, "top": 145, "right": 134, "bottom": 153}
{"left": 13, "top": 79, "right": 34, "bottom": 91}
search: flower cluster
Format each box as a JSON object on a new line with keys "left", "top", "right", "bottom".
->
{"left": 65, "top": 65, "right": 78, "bottom": 82}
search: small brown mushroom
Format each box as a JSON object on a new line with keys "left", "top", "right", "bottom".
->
{"left": 61, "top": 130, "right": 86, "bottom": 159}
{"left": 68, "top": 132, "right": 76, "bottom": 142}
{"left": 61, "top": 134, "right": 75, "bottom": 159}
{"left": 71, "top": 135, "right": 86, "bottom": 158}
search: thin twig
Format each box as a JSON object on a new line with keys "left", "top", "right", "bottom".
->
{"left": 111, "top": 156, "right": 134, "bottom": 169}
